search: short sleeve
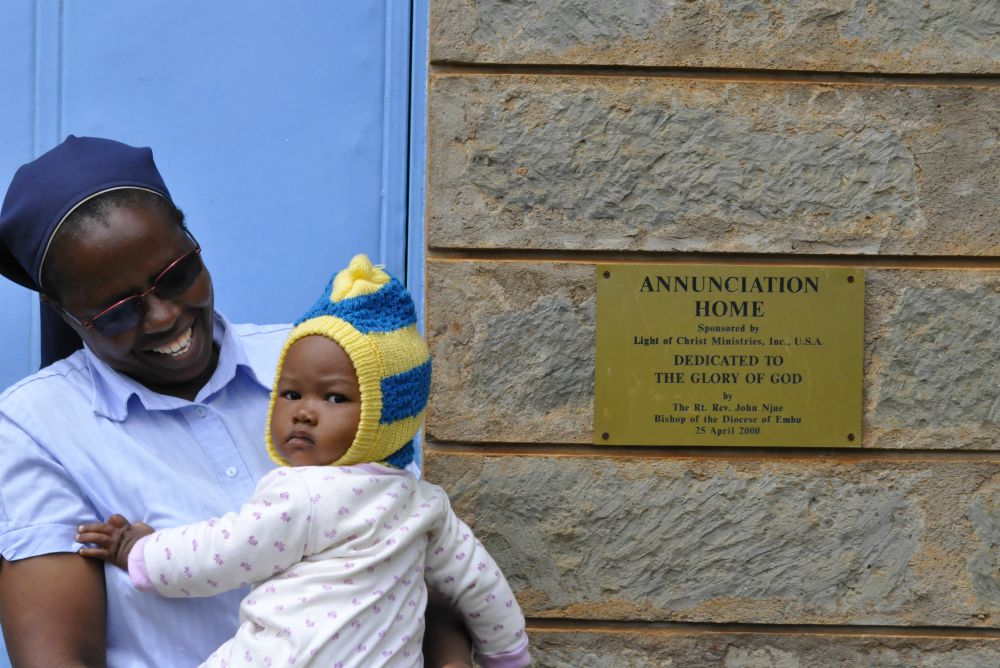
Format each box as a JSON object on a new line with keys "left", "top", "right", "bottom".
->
{"left": 0, "top": 413, "right": 99, "bottom": 561}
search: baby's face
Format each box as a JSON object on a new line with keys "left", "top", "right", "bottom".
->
{"left": 270, "top": 335, "right": 361, "bottom": 466}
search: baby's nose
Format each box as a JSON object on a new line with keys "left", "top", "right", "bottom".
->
{"left": 293, "top": 406, "right": 315, "bottom": 423}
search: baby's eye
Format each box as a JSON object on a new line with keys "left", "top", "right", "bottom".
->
{"left": 326, "top": 393, "right": 348, "bottom": 404}
{"left": 280, "top": 390, "right": 301, "bottom": 400}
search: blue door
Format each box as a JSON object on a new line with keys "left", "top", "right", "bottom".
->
{"left": 0, "top": 2, "right": 426, "bottom": 664}
{"left": 0, "top": 0, "right": 423, "bottom": 383}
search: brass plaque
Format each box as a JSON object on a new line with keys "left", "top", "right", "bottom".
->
{"left": 595, "top": 264, "right": 864, "bottom": 447}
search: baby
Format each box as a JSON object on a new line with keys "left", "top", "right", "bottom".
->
{"left": 78, "top": 255, "right": 530, "bottom": 668}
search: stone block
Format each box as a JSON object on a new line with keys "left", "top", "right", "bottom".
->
{"left": 425, "top": 261, "right": 1000, "bottom": 449}
{"left": 426, "top": 451, "right": 1000, "bottom": 627}
{"left": 525, "top": 629, "right": 1000, "bottom": 667}
{"left": 428, "top": 76, "right": 1000, "bottom": 255}
{"left": 431, "top": 0, "right": 1000, "bottom": 73}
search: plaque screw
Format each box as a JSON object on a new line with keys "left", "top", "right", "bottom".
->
{"left": 847, "top": 275, "right": 855, "bottom": 283}
{"left": 603, "top": 271, "right": 611, "bottom": 279}
{"left": 601, "top": 432, "right": 610, "bottom": 440}
{"left": 847, "top": 433, "right": 856, "bottom": 442}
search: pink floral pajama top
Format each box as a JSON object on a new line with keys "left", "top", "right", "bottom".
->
{"left": 130, "top": 464, "right": 530, "bottom": 668}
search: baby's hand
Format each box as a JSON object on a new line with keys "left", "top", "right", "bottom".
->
{"left": 77, "top": 514, "right": 155, "bottom": 572}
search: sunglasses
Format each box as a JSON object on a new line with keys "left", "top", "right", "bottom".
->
{"left": 60, "top": 236, "right": 204, "bottom": 337}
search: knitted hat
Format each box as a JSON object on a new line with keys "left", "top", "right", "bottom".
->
{"left": 265, "top": 255, "right": 431, "bottom": 469}
{"left": 0, "top": 135, "right": 172, "bottom": 292}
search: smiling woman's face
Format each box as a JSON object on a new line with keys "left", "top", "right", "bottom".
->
{"left": 48, "top": 202, "right": 217, "bottom": 399}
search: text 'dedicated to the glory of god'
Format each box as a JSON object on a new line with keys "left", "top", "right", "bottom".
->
{"left": 594, "top": 264, "right": 864, "bottom": 447}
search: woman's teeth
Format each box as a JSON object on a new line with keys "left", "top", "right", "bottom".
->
{"left": 152, "top": 327, "right": 193, "bottom": 356}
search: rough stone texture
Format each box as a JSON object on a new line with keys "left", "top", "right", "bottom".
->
{"left": 428, "top": 76, "right": 1000, "bottom": 255}
{"left": 525, "top": 630, "right": 1000, "bottom": 667}
{"left": 425, "top": 451, "right": 1000, "bottom": 627}
{"left": 431, "top": 0, "right": 1000, "bottom": 73}
{"left": 866, "top": 271, "right": 1000, "bottom": 450}
{"left": 425, "top": 261, "right": 1000, "bottom": 449}
{"left": 426, "top": 261, "right": 595, "bottom": 444}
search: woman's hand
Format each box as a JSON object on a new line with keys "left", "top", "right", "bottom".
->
{"left": 76, "top": 514, "right": 154, "bottom": 571}
{"left": 424, "top": 587, "right": 474, "bottom": 668}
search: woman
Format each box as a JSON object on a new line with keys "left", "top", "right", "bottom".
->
{"left": 0, "top": 136, "right": 471, "bottom": 667}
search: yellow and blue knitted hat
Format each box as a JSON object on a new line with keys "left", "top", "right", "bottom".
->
{"left": 265, "top": 254, "right": 430, "bottom": 469}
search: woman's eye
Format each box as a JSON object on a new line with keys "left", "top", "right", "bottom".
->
{"left": 326, "top": 393, "right": 347, "bottom": 404}
{"left": 280, "top": 390, "right": 301, "bottom": 400}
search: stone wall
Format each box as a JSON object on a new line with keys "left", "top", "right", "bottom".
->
{"left": 424, "top": 2, "right": 1000, "bottom": 665}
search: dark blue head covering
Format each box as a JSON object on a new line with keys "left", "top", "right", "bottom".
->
{"left": 0, "top": 135, "right": 172, "bottom": 292}
{"left": 0, "top": 136, "right": 173, "bottom": 367}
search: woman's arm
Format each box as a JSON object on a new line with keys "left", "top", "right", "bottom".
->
{"left": 0, "top": 554, "right": 107, "bottom": 667}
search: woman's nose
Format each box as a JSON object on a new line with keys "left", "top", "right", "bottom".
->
{"left": 141, "top": 292, "right": 183, "bottom": 333}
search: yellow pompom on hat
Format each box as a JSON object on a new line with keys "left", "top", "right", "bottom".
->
{"left": 265, "top": 254, "right": 430, "bottom": 469}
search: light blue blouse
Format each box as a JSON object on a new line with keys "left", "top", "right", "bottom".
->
{"left": 0, "top": 314, "right": 290, "bottom": 667}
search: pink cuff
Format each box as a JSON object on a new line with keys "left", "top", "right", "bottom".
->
{"left": 476, "top": 636, "right": 531, "bottom": 668}
{"left": 127, "top": 534, "right": 156, "bottom": 592}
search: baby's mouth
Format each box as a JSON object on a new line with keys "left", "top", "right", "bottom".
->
{"left": 285, "top": 431, "right": 314, "bottom": 448}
